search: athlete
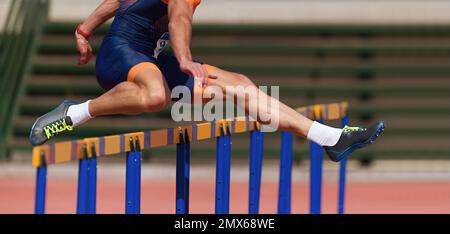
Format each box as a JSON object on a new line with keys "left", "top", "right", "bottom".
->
{"left": 29, "top": 0, "right": 385, "bottom": 162}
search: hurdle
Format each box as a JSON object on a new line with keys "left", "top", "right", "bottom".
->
{"left": 33, "top": 102, "right": 350, "bottom": 214}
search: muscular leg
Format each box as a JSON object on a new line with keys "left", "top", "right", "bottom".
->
{"left": 29, "top": 63, "right": 173, "bottom": 146}
{"left": 89, "top": 66, "right": 171, "bottom": 117}
{"left": 203, "top": 67, "right": 385, "bottom": 162}
{"left": 204, "top": 65, "right": 314, "bottom": 137}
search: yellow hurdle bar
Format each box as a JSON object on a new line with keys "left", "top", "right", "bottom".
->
{"left": 32, "top": 102, "right": 348, "bottom": 167}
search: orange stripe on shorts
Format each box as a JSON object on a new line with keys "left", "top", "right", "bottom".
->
{"left": 161, "top": 0, "right": 201, "bottom": 7}
{"left": 127, "top": 62, "right": 161, "bottom": 82}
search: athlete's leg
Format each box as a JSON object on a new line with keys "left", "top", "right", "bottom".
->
{"left": 89, "top": 65, "right": 170, "bottom": 117}
{"left": 29, "top": 63, "right": 170, "bottom": 146}
{"left": 202, "top": 65, "right": 385, "bottom": 162}
{"left": 149, "top": 53, "right": 384, "bottom": 162}
{"left": 204, "top": 65, "right": 315, "bottom": 137}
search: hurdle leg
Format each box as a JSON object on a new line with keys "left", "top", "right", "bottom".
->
{"left": 176, "top": 131, "right": 189, "bottom": 214}
{"left": 338, "top": 116, "right": 350, "bottom": 214}
{"left": 126, "top": 150, "right": 136, "bottom": 214}
{"left": 278, "top": 131, "right": 293, "bottom": 214}
{"left": 310, "top": 119, "right": 324, "bottom": 214}
{"left": 87, "top": 143, "right": 97, "bottom": 214}
{"left": 134, "top": 137, "right": 142, "bottom": 214}
{"left": 248, "top": 129, "right": 264, "bottom": 214}
{"left": 223, "top": 129, "right": 232, "bottom": 211}
{"left": 126, "top": 137, "right": 142, "bottom": 214}
{"left": 215, "top": 132, "right": 225, "bottom": 213}
{"left": 35, "top": 153, "right": 47, "bottom": 214}
{"left": 184, "top": 131, "right": 191, "bottom": 213}
{"left": 215, "top": 126, "right": 232, "bottom": 214}
{"left": 175, "top": 140, "right": 186, "bottom": 213}
{"left": 76, "top": 146, "right": 89, "bottom": 214}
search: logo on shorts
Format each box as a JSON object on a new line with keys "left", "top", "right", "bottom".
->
{"left": 154, "top": 32, "right": 170, "bottom": 58}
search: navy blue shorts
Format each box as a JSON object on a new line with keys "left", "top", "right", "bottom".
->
{"left": 95, "top": 37, "right": 198, "bottom": 97}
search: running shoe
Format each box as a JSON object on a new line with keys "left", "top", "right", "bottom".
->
{"left": 29, "top": 100, "right": 77, "bottom": 146}
{"left": 324, "top": 121, "right": 385, "bottom": 162}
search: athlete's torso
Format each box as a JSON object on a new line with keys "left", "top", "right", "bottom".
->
{"left": 106, "top": 0, "right": 200, "bottom": 58}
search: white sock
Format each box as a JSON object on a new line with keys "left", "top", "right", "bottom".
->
{"left": 66, "top": 100, "right": 93, "bottom": 127}
{"left": 307, "top": 121, "right": 343, "bottom": 147}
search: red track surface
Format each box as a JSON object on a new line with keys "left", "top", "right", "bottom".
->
{"left": 1, "top": 177, "right": 450, "bottom": 214}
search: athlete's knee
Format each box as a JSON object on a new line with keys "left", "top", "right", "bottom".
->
{"left": 139, "top": 88, "right": 169, "bottom": 112}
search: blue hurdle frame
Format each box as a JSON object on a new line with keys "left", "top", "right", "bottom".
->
{"left": 176, "top": 129, "right": 190, "bottom": 214}
{"left": 278, "top": 131, "right": 293, "bottom": 214}
{"left": 126, "top": 136, "right": 142, "bottom": 214}
{"left": 338, "top": 116, "right": 350, "bottom": 214}
{"left": 215, "top": 124, "right": 232, "bottom": 214}
{"left": 76, "top": 143, "right": 97, "bottom": 214}
{"left": 248, "top": 125, "right": 264, "bottom": 214}
{"left": 35, "top": 152, "right": 47, "bottom": 214}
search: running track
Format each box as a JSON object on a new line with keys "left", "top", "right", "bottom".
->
{"left": 1, "top": 177, "right": 449, "bottom": 214}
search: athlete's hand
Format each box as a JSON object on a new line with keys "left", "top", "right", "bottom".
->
{"left": 179, "top": 60, "right": 217, "bottom": 87}
{"left": 75, "top": 26, "right": 93, "bottom": 65}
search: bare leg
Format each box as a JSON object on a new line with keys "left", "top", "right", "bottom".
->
{"left": 89, "top": 67, "right": 171, "bottom": 117}
{"left": 205, "top": 66, "right": 313, "bottom": 137}
{"left": 28, "top": 66, "right": 173, "bottom": 146}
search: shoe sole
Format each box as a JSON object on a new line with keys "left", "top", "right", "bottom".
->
{"left": 333, "top": 121, "right": 385, "bottom": 161}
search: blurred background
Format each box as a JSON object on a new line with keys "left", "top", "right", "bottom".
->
{"left": 0, "top": 0, "right": 449, "bottom": 214}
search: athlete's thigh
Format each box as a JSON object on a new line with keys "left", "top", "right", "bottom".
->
{"left": 192, "top": 64, "right": 256, "bottom": 104}
{"left": 204, "top": 64, "right": 255, "bottom": 90}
